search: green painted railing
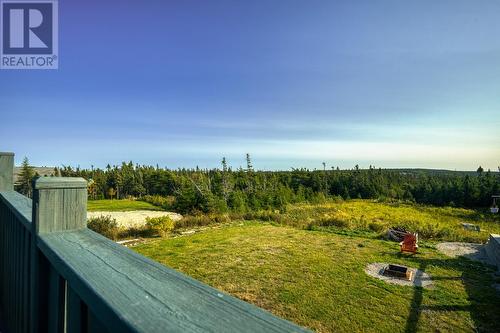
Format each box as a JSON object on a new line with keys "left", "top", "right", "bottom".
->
{"left": 0, "top": 152, "right": 309, "bottom": 333}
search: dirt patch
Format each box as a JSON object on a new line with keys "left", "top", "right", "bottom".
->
{"left": 87, "top": 210, "right": 182, "bottom": 228}
{"left": 436, "top": 242, "right": 490, "bottom": 263}
{"left": 365, "top": 263, "right": 433, "bottom": 288}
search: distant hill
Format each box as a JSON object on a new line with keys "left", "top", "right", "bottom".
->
{"left": 386, "top": 168, "right": 498, "bottom": 176}
{"left": 13, "top": 166, "right": 55, "bottom": 184}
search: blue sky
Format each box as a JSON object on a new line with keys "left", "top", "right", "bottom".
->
{"left": 1, "top": 0, "right": 499, "bottom": 170}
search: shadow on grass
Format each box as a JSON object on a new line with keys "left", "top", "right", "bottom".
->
{"left": 403, "top": 256, "right": 500, "bottom": 333}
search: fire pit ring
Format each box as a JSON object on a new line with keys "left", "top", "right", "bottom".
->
{"left": 383, "top": 264, "right": 413, "bottom": 281}
{"left": 365, "top": 263, "right": 433, "bottom": 288}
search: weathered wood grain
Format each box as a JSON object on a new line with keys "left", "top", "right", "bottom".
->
{"left": 33, "top": 177, "right": 87, "bottom": 234}
{"left": 38, "top": 229, "right": 310, "bottom": 333}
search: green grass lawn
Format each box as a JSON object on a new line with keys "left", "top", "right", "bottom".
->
{"left": 132, "top": 222, "right": 500, "bottom": 333}
{"left": 87, "top": 199, "right": 162, "bottom": 212}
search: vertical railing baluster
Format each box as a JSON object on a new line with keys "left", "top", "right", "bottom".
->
{"left": 48, "top": 266, "right": 65, "bottom": 333}
{"left": 67, "top": 287, "right": 84, "bottom": 333}
{"left": 88, "top": 309, "right": 109, "bottom": 333}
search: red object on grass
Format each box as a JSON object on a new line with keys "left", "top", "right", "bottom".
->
{"left": 400, "top": 233, "right": 418, "bottom": 253}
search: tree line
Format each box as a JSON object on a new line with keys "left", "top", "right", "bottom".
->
{"left": 16, "top": 156, "right": 500, "bottom": 214}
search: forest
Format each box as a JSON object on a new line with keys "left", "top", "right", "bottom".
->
{"left": 17, "top": 156, "right": 500, "bottom": 214}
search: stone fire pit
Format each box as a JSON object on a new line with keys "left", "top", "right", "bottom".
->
{"left": 365, "top": 263, "right": 433, "bottom": 288}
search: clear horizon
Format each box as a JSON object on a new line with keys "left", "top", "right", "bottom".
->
{"left": 1, "top": 0, "right": 499, "bottom": 171}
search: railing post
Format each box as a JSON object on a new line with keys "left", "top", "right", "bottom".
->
{"left": 0, "top": 152, "right": 14, "bottom": 191}
{"left": 30, "top": 177, "right": 88, "bottom": 333}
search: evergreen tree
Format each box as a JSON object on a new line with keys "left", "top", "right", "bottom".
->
{"left": 246, "top": 153, "right": 253, "bottom": 172}
{"left": 18, "top": 157, "right": 35, "bottom": 198}
{"left": 56, "top": 156, "right": 500, "bottom": 212}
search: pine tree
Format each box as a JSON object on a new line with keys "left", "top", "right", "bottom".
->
{"left": 18, "top": 157, "right": 35, "bottom": 198}
{"left": 221, "top": 157, "right": 228, "bottom": 172}
{"left": 246, "top": 153, "right": 253, "bottom": 172}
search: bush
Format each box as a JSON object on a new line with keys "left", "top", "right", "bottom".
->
{"left": 146, "top": 216, "right": 175, "bottom": 236}
{"left": 210, "top": 213, "right": 231, "bottom": 223}
{"left": 119, "top": 225, "right": 151, "bottom": 239}
{"left": 175, "top": 213, "right": 231, "bottom": 230}
{"left": 88, "top": 215, "right": 120, "bottom": 240}
{"left": 368, "top": 222, "right": 385, "bottom": 233}
{"left": 242, "top": 210, "right": 283, "bottom": 222}
{"left": 318, "top": 216, "right": 350, "bottom": 228}
{"left": 175, "top": 215, "right": 212, "bottom": 229}
{"left": 141, "top": 195, "right": 174, "bottom": 210}
{"left": 416, "top": 223, "right": 440, "bottom": 239}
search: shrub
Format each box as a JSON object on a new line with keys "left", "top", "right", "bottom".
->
{"left": 415, "top": 223, "right": 436, "bottom": 239}
{"left": 242, "top": 210, "right": 283, "bottom": 222}
{"left": 368, "top": 222, "right": 385, "bottom": 233}
{"left": 119, "top": 225, "right": 151, "bottom": 239}
{"left": 175, "top": 213, "right": 232, "bottom": 230}
{"left": 174, "top": 215, "right": 212, "bottom": 229}
{"left": 317, "top": 216, "right": 350, "bottom": 228}
{"left": 146, "top": 216, "right": 175, "bottom": 236}
{"left": 88, "top": 215, "right": 120, "bottom": 240}
{"left": 141, "top": 195, "right": 174, "bottom": 210}
{"left": 209, "top": 213, "right": 231, "bottom": 223}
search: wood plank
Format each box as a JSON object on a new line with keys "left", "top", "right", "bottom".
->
{"left": 38, "top": 229, "right": 309, "bottom": 333}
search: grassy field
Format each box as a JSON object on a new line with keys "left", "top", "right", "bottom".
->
{"left": 132, "top": 222, "right": 500, "bottom": 333}
{"left": 89, "top": 198, "right": 500, "bottom": 244}
{"left": 275, "top": 200, "right": 500, "bottom": 243}
{"left": 87, "top": 199, "right": 162, "bottom": 212}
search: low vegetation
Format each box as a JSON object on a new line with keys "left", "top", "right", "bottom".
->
{"left": 281, "top": 200, "right": 500, "bottom": 243}
{"left": 145, "top": 216, "right": 175, "bottom": 237}
{"left": 87, "top": 198, "right": 499, "bottom": 243}
{"left": 87, "top": 215, "right": 120, "bottom": 240}
{"left": 132, "top": 223, "right": 500, "bottom": 332}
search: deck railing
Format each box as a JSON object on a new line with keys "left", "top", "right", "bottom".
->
{"left": 0, "top": 152, "right": 308, "bottom": 333}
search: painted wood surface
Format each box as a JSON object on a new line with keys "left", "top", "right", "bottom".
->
{"left": 0, "top": 192, "right": 32, "bottom": 333}
{"left": 33, "top": 177, "right": 87, "bottom": 234}
{"left": 0, "top": 191, "right": 32, "bottom": 229}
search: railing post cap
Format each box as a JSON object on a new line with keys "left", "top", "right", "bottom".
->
{"left": 34, "top": 177, "right": 88, "bottom": 190}
{"left": 0, "top": 152, "right": 15, "bottom": 156}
